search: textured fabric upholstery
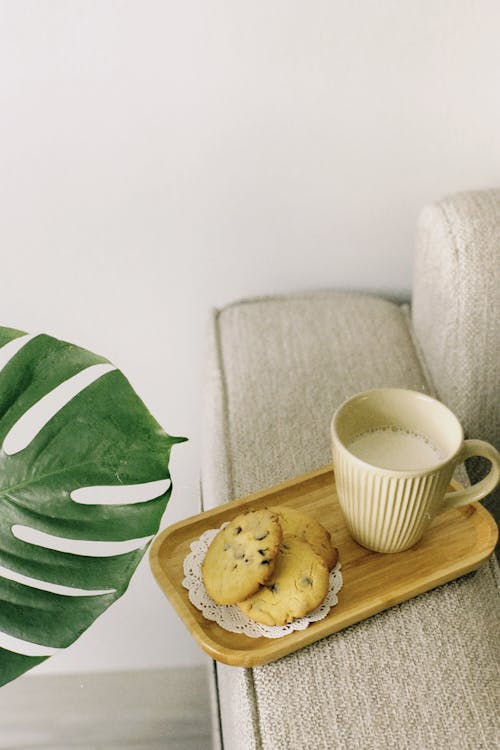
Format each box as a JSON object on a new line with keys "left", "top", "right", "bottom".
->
{"left": 202, "top": 293, "right": 431, "bottom": 510}
{"left": 201, "top": 290, "right": 499, "bottom": 750}
{"left": 250, "top": 560, "right": 498, "bottom": 750}
{"left": 412, "top": 189, "right": 500, "bottom": 518}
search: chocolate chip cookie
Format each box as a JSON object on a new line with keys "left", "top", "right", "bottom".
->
{"left": 201, "top": 508, "right": 282, "bottom": 605}
{"left": 238, "top": 537, "right": 329, "bottom": 626}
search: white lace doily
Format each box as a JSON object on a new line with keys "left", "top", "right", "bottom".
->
{"left": 182, "top": 524, "right": 343, "bottom": 639}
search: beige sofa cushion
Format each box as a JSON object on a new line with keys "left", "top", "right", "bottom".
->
{"left": 202, "top": 292, "right": 499, "bottom": 750}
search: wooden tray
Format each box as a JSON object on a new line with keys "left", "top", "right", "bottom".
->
{"left": 149, "top": 465, "right": 498, "bottom": 667}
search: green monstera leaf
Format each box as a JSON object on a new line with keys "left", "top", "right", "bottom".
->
{"left": 0, "top": 326, "right": 186, "bottom": 687}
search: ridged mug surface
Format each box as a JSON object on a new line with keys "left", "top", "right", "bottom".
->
{"left": 333, "top": 445, "right": 453, "bottom": 553}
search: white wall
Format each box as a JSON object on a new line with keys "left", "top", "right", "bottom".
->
{"left": 0, "top": 1, "right": 498, "bottom": 675}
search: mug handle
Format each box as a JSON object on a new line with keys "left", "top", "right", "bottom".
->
{"left": 442, "top": 439, "right": 500, "bottom": 510}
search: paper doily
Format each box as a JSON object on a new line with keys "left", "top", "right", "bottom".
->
{"left": 182, "top": 524, "right": 343, "bottom": 639}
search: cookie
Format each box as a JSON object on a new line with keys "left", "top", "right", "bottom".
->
{"left": 238, "top": 537, "right": 329, "bottom": 626}
{"left": 201, "top": 508, "right": 282, "bottom": 605}
{"left": 269, "top": 505, "right": 338, "bottom": 570}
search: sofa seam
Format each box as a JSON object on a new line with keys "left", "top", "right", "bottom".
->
{"left": 212, "top": 307, "right": 236, "bottom": 502}
{"left": 217, "top": 288, "right": 409, "bottom": 315}
{"left": 400, "top": 303, "right": 439, "bottom": 399}
{"left": 218, "top": 290, "right": 363, "bottom": 312}
{"left": 200, "top": 483, "right": 222, "bottom": 750}
{"left": 211, "top": 660, "right": 225, "bottom": 750}
{"left": 205, "top": 311, "right": 235, "bottom": 750}
{"left": 213, "top": 308, "right": 263, "bottom": 749}
{"left": 246, "top": 667, "right": 264, "bottom": 750}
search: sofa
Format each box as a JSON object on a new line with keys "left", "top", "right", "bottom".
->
{"left": 200, "top": 189, "right": 500, "bottom": 750}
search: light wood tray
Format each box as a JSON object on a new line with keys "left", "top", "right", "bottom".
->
{"left": 149, "top": 465, "right": 498, "bottom": 667}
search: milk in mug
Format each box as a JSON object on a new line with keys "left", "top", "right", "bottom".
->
{"left": 347, "top": 427, "right": 443, "bottom": 471}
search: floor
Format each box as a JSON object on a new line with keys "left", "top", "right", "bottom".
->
{"left": 0, "top": 666, "right": 213, "bottom": 750}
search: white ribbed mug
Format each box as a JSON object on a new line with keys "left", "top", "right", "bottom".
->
{"left": 331, "top": 388, "right": 500, "bottom": 553}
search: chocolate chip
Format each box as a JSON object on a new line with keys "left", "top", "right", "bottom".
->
{"left": 255, "top": 531, "right": 269, "bottom": 541}
{"left": 234, "top": 526, "right": 242, "bottom": 535}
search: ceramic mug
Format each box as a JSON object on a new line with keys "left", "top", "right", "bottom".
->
{"left": 330, "top": 388, "right": 500, "bottom": 553}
